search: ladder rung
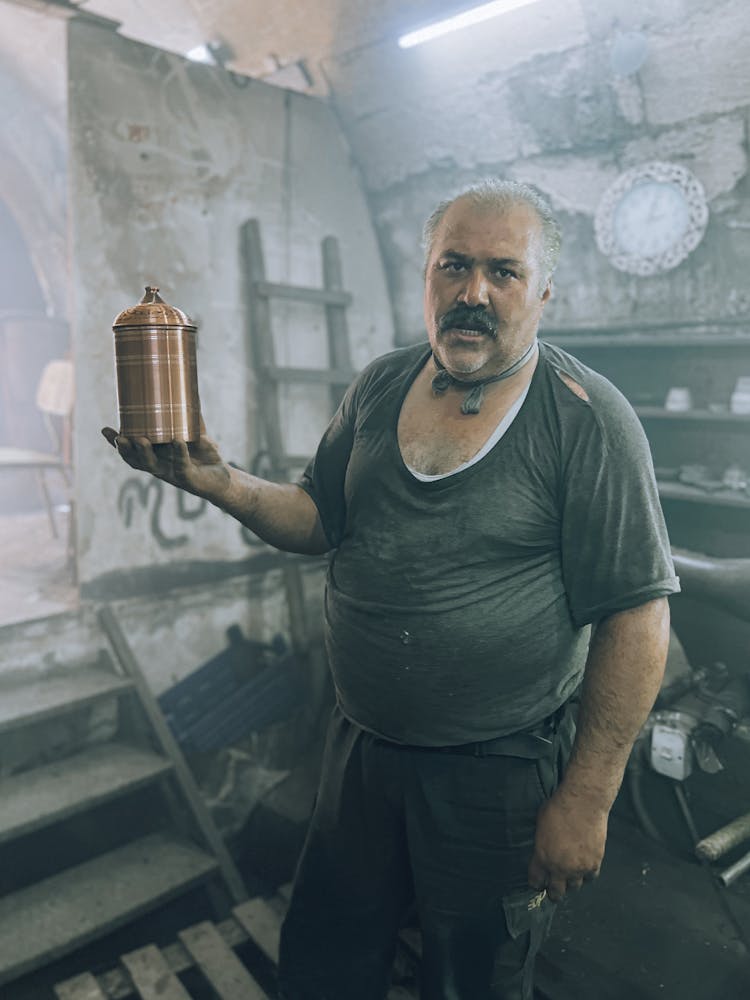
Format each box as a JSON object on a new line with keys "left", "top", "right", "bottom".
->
{"left": 263, "top": 365, "right": 353, "bottom": 386}
{"left": 275, "top": 455, "right": 313, "bottom": 471}
{"left": 253, "top": 280, "right": 351, "bottom": 308}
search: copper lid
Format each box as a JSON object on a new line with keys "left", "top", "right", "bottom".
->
{"left": 112, "top": 286, "right": 196, "bottom": 329}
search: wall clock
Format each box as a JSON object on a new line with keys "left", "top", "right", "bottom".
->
{"left": 594, "top": 161, "right": 709, "bottom": 276}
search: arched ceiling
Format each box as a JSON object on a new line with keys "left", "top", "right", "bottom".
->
{"left": 74, "top": 0, "right": 475, "bottom": 90}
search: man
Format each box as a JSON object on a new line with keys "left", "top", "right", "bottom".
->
{"left": 103, "top": 180, "right": 679, "bottom": 1000}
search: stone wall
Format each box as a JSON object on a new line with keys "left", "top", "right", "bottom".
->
{"left": 324, "top": 0, "right": 750, "bottom": 342}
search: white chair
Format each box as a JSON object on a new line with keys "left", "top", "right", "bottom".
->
{"left": 0, "top": 358, "right": 74, "bottom": 539}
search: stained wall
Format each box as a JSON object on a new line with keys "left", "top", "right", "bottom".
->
{"left": 68, "top": 18, "right": 394, "bottom": 593}
{"left": 321, "top": 0, "right": 750, "bottom": 342}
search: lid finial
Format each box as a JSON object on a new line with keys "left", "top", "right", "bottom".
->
{"left": 141, "top": 286, "right": 165, "bottom": 304}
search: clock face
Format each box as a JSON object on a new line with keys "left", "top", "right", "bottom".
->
{"left": 613, "top": 181, "right": 691, "bottom": 257}
{"left": 595, "top": 162, "right": 709, "bottom": 276}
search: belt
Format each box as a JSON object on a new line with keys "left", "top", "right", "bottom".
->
{"left": 417, "top": 705, "right": 566, "bottom": 760}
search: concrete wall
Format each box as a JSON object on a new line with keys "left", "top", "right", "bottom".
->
{"left": 0, "top": 3, "right": 68, "bottom": 318}
{"left": 323, "top": 0, "right": 750, "bottom": 342}
{"left": 68, "top": 18, "right": 394, "bottom": 590}
{"left": 0, "top": 12, "right": 392, "bottom": 822}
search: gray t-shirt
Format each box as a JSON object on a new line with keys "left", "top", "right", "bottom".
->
{"left": 299, "top": 340, "right": 680, "bottom": 746}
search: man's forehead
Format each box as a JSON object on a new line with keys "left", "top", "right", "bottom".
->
{"left": 433, "top": 198, "right": 543, "bottom": 256}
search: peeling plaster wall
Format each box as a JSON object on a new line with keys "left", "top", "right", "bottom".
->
{"left": 68, "top": 19, "right": 394, "bottom": 588}
{"left": 327, "top": 0, "right": 750, "bottom": 341}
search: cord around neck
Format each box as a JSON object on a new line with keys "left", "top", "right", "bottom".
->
{"left": 431, "top": 340, "right": 538, "bottom": 414}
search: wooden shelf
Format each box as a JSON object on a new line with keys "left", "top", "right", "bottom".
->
{"left": 636, "top": 407, "right": 750, "bottom": 423}
{"left": 543, "top": 332, "right": 750, "bottom": 349}
{"left": 657, "top": 481, "right": 750, "bottom": 509}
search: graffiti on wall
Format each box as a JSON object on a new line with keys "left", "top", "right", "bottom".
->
{"left": 117, "top": 448, "right": 304, "bottom": 551}
{"left": 118, "top": 478, "right": 206, "bottom": 549}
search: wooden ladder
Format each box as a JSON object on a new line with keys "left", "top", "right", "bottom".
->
{"left": 0, "top": 604, "right": 246, "bottom": 989}
{"left": 240, "top": 219, "right": 356, "bottom": 659}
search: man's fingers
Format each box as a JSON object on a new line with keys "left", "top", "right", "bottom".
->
{"left": 104, "top": 428, "right": 196, "bottom": 486}
{"left": 126, "top": 436, "right": 157, "bottom": 474}
{"left": 545, "top": 878, "right": 567, "bottom": 902}
{"left": 528, "top": 861, "right": 599, "bottom": 901}
{"left": 171, "top": 439, "right": 192, "bottom": 478}
{"left": 101, "top": 427, "right": 119, "bottom": 448}
{"left": 111, "top": 433, "right": 141, "bottom": 467}
{"left": 527, "top": 856, "right": 547, "bottom": 892}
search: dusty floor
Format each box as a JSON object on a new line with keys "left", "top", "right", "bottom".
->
{"left": 0, "top": 510, "right": 78, "bottom": 627}
{"left": 7, "top": 775, "right": 749, "bottom": 1000}
{"left": 238, "top": 766, "right": 750, "bottom": 1000}
{"left": 539, "top": 811, "right": 750, "bottom": 1000}
{"left": 1, "top": 523, "right": 749, "bottom": 998}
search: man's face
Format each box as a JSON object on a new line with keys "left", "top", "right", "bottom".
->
{"left": 423, "top": 198, "right": 552, "bottom": 378}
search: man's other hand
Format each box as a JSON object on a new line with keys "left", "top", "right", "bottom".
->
{"left": 527, "top": 787, "right": 608, "bottom": 901}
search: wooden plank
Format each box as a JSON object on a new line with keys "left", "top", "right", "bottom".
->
{"left": 179, "top": 921, "right": 267, "bottom": 999}
{"left": 54, "top": 972, "right": 108, "bottom": 1000}
{"left": 253, "top": 279, "right": 351, "bottom": 308}
{"left": 86, "top": 916, "right": 248, "bottom": 1000}
{"left": 0, "top": 832, "right": 218, "bottom": 985}
{"left": 0, "top": 743, "right": 172, "bottom": 844}
{"left": 0, "top": 668, "right": 132, "bottom": 733}
{"left": 241, "top": 220, "right": 287, "bottom": 474}
{"left": 233, "top": 897, "right": 282, "bottom": 963}
{"left": 275, "top": 454, "right": 313, "bottom": 470}
{"left": 98, "top": 606, "right": 247, "bottom": 904}
{"left": 543, "top": 331, "right": 750, "bottom": 349}
{"left": 120, "top": 944, "right": 192, "bottom": 1000}
{"left": 322, "top": 234, "right": 354, "bottom": 412}
{"left": 636, "top": 406, "right": 750, "bottom": 423}
{"left": 658, "top": 481, "right": 750, "bottom": 509}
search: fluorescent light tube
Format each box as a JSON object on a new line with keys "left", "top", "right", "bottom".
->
{"left": 398, "top": 0, "right": 542, "bottom": 49}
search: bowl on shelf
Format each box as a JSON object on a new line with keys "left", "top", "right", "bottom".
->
{"left": 664, "top": 387, "right": 693, "bottom": 412}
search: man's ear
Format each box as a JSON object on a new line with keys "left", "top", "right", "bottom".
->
{"left": 541, "top": 280, "right": 552, "bottom": 304}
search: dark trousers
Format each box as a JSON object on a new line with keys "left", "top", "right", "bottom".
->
{"left": 278, "top": 705, "right": 570, "bottom": 1000}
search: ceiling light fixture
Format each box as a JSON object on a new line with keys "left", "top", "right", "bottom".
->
{"left": 398, "top": 0, "right": 542, "bottom": 49}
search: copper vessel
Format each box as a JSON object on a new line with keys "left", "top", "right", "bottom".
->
{"left": 113, "top": 287, "right": 201, "bottom": 443}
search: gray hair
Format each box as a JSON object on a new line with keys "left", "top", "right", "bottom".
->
{"left": 421, "top": 179, "right": 562, "bottom": 291}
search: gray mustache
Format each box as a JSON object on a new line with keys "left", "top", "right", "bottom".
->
{"left": 439, "top": 307, "right": 497, "bottom": 337}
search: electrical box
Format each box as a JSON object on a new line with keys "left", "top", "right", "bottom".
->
{"left": 650, "top": 714, "right": 695, "bottom": 780}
